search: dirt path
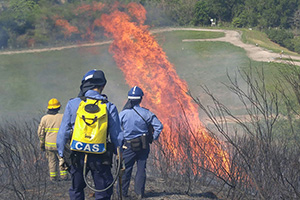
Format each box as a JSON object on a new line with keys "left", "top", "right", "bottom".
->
{"left": 154, "top": 27, "right": 300, "bottom": 66}
{"left": 0, "top": 40, "right": 113, "bottom": 55}
{"left": 1, "top": 27, "right": 300, "bottom": 66}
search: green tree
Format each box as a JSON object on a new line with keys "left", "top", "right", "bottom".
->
{"left": 293, "top": 9, "right": 300, "bottom": 29}
{"left": 164, "top": 0, "right": 198, "bottom": 25}
{"left": 236, "top": 0, "right": 261, "bottom": 27}
{"left": 0, "top": 0, "right": 40, "bottom": 47}
{"left": 266, "top": 28, "right": 294, "bottom": 49}
{"left": 257, "top": 0, "right": 298, "bottom": 28}
{"left": 293, "top": 37, "right": 300, "bottom": 53}
{"left": 193, "top": 1, "right": 211, "bottom": 26}
{"left": 205, "top": 0, "right": 243, "bottom": 23}
{"left": 9, "top": 0, "right": 40, "bottom": 31}
{"left": 0, "top": 26, "right": 8, "bottom": 48}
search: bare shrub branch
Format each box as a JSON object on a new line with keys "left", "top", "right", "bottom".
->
{"left": 0, "top": 119, "right": 48, "bottom": 199}
{"left": 190, "top": 64, "right": 300, "bottom": 199}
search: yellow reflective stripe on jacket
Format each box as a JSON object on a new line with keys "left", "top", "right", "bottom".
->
{"left": 45, "top": 142, "right": 56, "bottom": 148}
{"left": 50, "top": 172, "right": 57, "bottom": 177}
{"left": 45, "top": 128, "right": 59, "bottom": 132}
{"left": 60, "top": 171, "right": 68, "bottom": 176}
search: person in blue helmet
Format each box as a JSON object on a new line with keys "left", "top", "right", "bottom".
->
{"left": 56, "top": 69, "right": 123, "bottom": 200}
{"left": 119, "top": 86, "right": 163, "bottom": 200}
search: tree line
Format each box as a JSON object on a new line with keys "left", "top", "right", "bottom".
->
{"left": 0, "top": 0, "right": 300, "bottom": 52}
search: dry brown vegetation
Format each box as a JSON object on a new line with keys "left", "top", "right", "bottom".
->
{"left": 148, "top": 63, "right": 300, "bottom": 200}
{"left": 1, "top": 63, "right": 300, "bottom": 200}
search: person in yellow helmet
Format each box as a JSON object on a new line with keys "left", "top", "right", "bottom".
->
{"left": 37, "top": 98, "right": 67, "bottom": 181}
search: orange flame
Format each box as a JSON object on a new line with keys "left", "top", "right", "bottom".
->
{"left": 54, "top": 2, "right": 230, "bottom": 177}
{"left": 56, "top": 2, "right": 105, "bottom": 41}
{"left": 55, "top": 19, "right": 79, "bottom": 37}
{"left": 100, "top": 3, "right": 230, "bottom": 175}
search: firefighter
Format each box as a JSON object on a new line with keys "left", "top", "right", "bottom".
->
{"left": 56, "top": 69, "right": 123, "bottom": 200}
{"left": 119, "top": 86, "right": 163, "bottom": 199}
{"left": 38, "top": 98, "right": 67, "bottom": 181}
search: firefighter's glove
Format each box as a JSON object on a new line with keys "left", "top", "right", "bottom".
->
{"left": 40, "top": 143, "right": 45, "bottom": 152}
{"left": 60, "top": 158, "right": 69, "bottom": 171}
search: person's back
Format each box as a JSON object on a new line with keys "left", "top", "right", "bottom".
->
{"left": 56, "top": 69, "right": 123, "bottom": 200}
{"left": 119, "top": 105, "right": 161, "bottom": 141}
{"left": 40, "top": 113, "right": 63, "bottom": 150}
{"left": 119, "top": 86, "right": 163, "bottom": 200}
{"left": 38, "top": 98, "right": 67, "bottom": 181}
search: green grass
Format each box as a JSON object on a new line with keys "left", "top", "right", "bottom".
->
{"left": 155, "top": 31, "right": 288, "bottom": 114}
{"left": 0, "top": 29, "right": 289, "bottom": 118}
{"left": 275, "top": 57, "right": 300, "bottom": 62}
{"left": 153, "top": 30, "right": 225, "bottom": 40}
{"left": 0, "top": 46, "right": 129, "bottom": 118}
{"left": 241, "top": 28, "right": 299, "bottom": 56}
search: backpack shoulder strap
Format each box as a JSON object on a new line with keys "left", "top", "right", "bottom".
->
{"left": 133, "top": 107, "right": 148, "bottom": 125}
{"left": 78, "top": 96, "right": 108, "bottom": 104}
{"left": 133, "top": 107, "right": 154, "bottom": 144}
{"left": 79, "top": 96, "right": 87, "bottom": 101}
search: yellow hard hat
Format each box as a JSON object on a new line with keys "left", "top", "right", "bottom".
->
{"left": 47, "top": 98, "right": 61, "bottom": 109}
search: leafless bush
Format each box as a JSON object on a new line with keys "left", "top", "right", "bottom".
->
{"left": 191, "top": 64, "right": 300, "bottom": 199}
{"left": 149, "top": 118, "right": 231, "bottom": 197}
{"left": 0, "top": 118, "right": 49, "bottom": 199}
{"left": 149, "top": 63, "right": 300, "bottom": 200}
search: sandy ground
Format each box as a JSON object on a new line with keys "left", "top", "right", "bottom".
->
{"left": 2, "top": 27, "right": 300, "bottom": 66}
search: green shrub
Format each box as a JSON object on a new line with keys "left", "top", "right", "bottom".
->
{"left": 0, "top": 27, "right": 8, "bottom": 48}
{"left": 232, "top": 17, "right": 243, "bottom": 28}
{"left": 266, "top": 29, "right": 293, "bottom": 45}
{"left": 292, "top": 36, "right": 300, "bottom": 53}
{"left": 192, "top": 1, "right": 211, "bottom": 26}
{"left": 265, "top": 28, "right": 294, "bottom": 51}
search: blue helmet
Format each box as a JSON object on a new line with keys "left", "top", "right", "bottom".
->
{"left": 82, "top": 69, "right": 107, "bottom": 86}
{"left": 82, "top": 69, "right": 96, "bottom": 82}
{"left": 128, "top": 86, "right": 144, "bottom": 99}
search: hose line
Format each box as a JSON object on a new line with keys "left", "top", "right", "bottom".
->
{"left": 83, "top": 147, "right": 122, "bottom": 192}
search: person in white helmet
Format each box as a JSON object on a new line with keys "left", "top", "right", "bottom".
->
{"left": 119, "top": 86, "right": 163, "bottom": 200}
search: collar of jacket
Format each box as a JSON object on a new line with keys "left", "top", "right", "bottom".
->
{"left": 85, "top": 90, "right": 107, "bottom": 101}
{"left": 47, "top": 110, "right": 59, "bottom": 115}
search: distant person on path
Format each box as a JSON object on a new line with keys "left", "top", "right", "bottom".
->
{"left": 119, "top": 86, "right": 163, "bottom": 200}
{"left": 280, "top": 50, "right": 284, "bottom": 59}
{"left": 56, "top": 69, "right": 123, "bottom": 200}
{"left": 38, "top": 98, "right": 67, "bottom": 181}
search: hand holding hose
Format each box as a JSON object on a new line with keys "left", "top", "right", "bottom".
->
{"left": 117, "top": 147, "right": 125, "bottom": 200}
{"left": 83, "top": 146, "right": 123, "bottom": 193}
{"left": 117, "top": 148, "right": 126, "bottom": 175}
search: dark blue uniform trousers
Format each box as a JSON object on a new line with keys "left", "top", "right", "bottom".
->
{"left": 69, "top": 152, "right": 113, "bottom": 200}
{"left": 122, "top": 144, "right": 150, "bottom": 196}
